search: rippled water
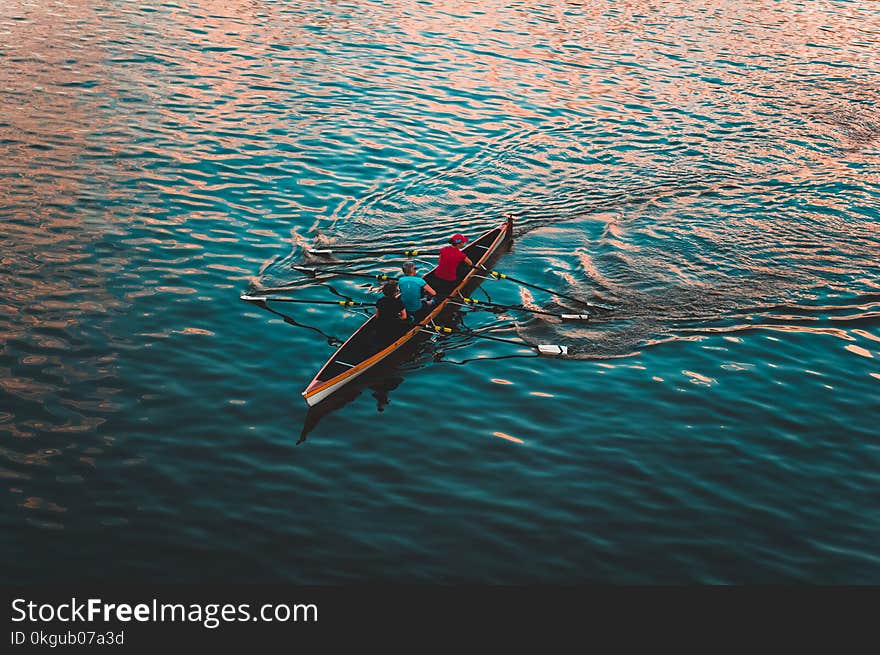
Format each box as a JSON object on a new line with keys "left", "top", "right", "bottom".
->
{"left": 2, "top": 1, "right": 878, "bottom": 583}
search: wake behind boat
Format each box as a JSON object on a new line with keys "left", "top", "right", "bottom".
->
{"left": 242, "top": 214, "right": 603, "bottom": 409}
{"left": 302, "top": 217, "right": 514, "bottom": 406}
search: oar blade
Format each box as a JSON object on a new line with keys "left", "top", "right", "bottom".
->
{"left": 537, "top": 344, "right": 568, "bottom": 356}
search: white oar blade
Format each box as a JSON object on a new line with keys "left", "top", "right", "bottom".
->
{"left": 306, "top": 248, "right": 333, "bottom": 255}
{"left": 561, "top": 314, "right": 590, "bottom": 322}
{"left": 537, "top": 344, "right": 568, "bottom": 356}
{"left": 241, "top": 294, "right": 267, "bottom": 302}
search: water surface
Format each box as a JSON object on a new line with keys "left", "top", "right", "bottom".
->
{"left": 1, "top": 0, "right": 878, "bottom": 583}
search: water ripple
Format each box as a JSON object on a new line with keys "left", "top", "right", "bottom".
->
{"left": 1, "top": 0, "right": 878, "bottom": 583}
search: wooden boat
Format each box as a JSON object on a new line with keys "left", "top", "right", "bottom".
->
{"left": 302, "top": 217, "right": 514, "bottom": 406}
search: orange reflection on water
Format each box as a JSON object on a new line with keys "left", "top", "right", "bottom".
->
{"left": 844, "top": 344, "right": 874, "bottom": 359}
{"left": 492, "top": 431, "right": 524, "bottom": 444}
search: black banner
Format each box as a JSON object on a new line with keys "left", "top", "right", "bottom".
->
{"left": 1, "top": 586, "right": 873, "bottom": 649}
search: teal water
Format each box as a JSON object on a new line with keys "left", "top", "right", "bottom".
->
{"left": 2, "top": 1, "right": 878, "bottom": 583}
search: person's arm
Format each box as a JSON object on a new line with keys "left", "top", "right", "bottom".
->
{"left": 423, "top": 283, "right": 436, "bottom": 296}
{"left": 399, "top": 307, "right": 407, "bottom": 320}
{"left": 463, "top": 255, "right": 473, "bottom": 267}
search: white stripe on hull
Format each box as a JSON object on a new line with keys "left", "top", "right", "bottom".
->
{"left": 302, "top": 355, "right": 379, "bottom": 406}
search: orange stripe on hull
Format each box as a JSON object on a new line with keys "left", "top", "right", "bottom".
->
{"left": 302, "top": 220, "right": 512, "bottom": 405}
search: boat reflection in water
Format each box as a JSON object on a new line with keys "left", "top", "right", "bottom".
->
{"left": 296, "top": 334, "right": 542, "bottom": 443}
{"left": 297, "top": 364, "right": 408, "bottom": 444}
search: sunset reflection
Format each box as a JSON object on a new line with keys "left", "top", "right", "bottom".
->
{"left": 1, "top": 0, "right": 878, "bottom": 584}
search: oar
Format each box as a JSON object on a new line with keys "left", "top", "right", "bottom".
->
{"left": 424, "top": 325, "right": 568, "bottom": 356}
{"left": 292, "top": 265, "right": 395, "bottom": 282}
{"left": 476, "top": 266, "right": 614, "bottom": 311}
{"left": 251, "top": 302, "right": 343, "bottom": 346}
{"left": 306, "top": 246, "right": 435, "bottom": 257}
{"left": 241, "top": 294, "right": 372, "bottom": 307}
{"left": 451, "top": 296, "right": 590, "bottom": 322}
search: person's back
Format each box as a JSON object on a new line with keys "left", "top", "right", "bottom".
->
{"left": 433, "top": 233, "right": 473, "bottom": 297}
{"left": 374, "top": 280, "right": 407, "bottom": 345}
{"left": 398, "top": 261, "right": 436, "bottom": 317}
{"left": 436, "top": 245, "right": 466, "bottom": 282}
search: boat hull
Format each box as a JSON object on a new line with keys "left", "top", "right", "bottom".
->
{"left": 302, "top": 218, "right": 513, "bottom": 406}
{"left": 303, "top": 361, "right": 375, "bottom": 407}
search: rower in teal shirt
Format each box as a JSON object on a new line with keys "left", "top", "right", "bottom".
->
{"left": 398, "top": 261, "right": 436, "bottom": 317}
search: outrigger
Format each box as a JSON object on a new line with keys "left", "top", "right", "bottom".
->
{"left": 243, "top": 215, "right": 603, "bottom": 407}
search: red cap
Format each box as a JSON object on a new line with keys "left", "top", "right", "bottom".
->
{"left": 451, "top": 234, "right": 469, "bottom": 244}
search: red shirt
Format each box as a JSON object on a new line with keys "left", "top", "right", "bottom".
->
{"left": 436, "top": 245, "right": 467, "bottom": 281}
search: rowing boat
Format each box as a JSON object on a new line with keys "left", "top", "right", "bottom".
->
{"left": 302, "top": 217, "right": 514, "bottom": 406}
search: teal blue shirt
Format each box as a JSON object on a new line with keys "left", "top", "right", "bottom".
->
{"left": 398, "top": 275, "right": 427, "bottom": 313}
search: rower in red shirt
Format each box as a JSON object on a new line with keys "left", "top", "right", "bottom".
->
{"left": 433, "top": 233, "right": 474, "bottom": 297}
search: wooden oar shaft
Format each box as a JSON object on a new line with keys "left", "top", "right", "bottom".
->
{"left": 308, "top": 247, "right": 437, "bottom": 256}
{"left": 293, "top": 265, "right": 394, "bottom": 281}
{"left": 425, "top": 325, "right": 566, "bottom": 355}
{"left": 425, "top": 325, "right": 530, "bottom": 348}
{"left": 478, "top": 267, "right": 612, "bottom": 311}
{"left": 485, "top": 270, "right": 586, "bottom": 305}
{"left": 456, "top": 296, "right": 582, "bottom": 319}
{"left": 241, "top": 294, "right": 371, "bottom": 307}
{"left": 256, "top": 303, "right": 343, "bottom": 346}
